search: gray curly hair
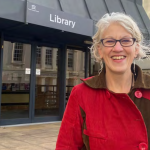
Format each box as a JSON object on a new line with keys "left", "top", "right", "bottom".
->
{"left": 90, "top": 12, "right": 150, "bottom": 64}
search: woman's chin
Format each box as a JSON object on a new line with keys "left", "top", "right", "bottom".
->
{"left": 107, "top": 66, "right": 130, "bottom": 75}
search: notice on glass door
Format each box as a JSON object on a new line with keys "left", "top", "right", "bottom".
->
{"left": 36, "top": 69, "right": 41, "bottom": 75}
{"left": 25, "top": 68, "right": 31, "bottom": 74}
{"left": 25, "top": 68, "right": 40, "bottom": 75}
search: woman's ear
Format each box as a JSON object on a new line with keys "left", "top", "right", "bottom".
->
{"left": 135, "top": 43, "right": 140, "bottom": 57}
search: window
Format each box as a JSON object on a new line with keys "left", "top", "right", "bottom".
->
{"left": 45, "top": 48, "right": 52, "bottom": 65}
{"left": 68, "top": 52, "right": 73, "bottom": 68}
{"left": 36, "top": 47, "right": 41, "bottom": 64}
{"left": 13, "top": 43, "right": 23, "bottom": 62}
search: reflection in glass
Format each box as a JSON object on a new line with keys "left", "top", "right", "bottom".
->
{"left": 66, "top": 50, "right": 86, "bottom": 104}
{"left": 35, "top": 47, "right": 59, "bottom": 117}
{"left": 1, "top": 41, "right": 31, "bottom": 119}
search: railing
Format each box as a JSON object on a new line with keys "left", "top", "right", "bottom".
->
{"left": 1, "top": 84, "right": 74, "bottom": 111}
{"left": 35, "top": 85, "right": 74, "bottom": 109}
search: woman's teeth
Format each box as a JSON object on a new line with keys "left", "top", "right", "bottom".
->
{"left": 112, "top": 56, "right": 125, "bottom": 60}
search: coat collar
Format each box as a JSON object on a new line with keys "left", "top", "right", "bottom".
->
{"left": 81, "top": 64, "right": 150, "bottom": 90}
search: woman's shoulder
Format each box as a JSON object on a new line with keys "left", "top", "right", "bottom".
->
{"left": 142, "top": 72, "right": 150, "bottom": 89}
{"left": 73, "top": 77, "right": 95, "bottom": 92}
{"left": 142, "top": 72, "right": 150, "bottom": 77}
{"left": 74, "top": 75, "right": 102, "bottom": 91}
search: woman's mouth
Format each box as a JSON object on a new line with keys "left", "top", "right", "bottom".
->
{"left": 111, "top": 56, "right": 126, "bottom": 60}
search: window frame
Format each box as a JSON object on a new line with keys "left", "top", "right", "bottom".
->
{"left": 45, "top": 48, "right": 53, "bottom": 67}
{"left": 67, "top": 50, "right": 74, "bottom": 69}
{"left": 12, "top": 43, "right": 24, "bottom": 65}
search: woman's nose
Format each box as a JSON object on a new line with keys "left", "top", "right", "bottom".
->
{"left": 113, "top": 41, "right": 123, "bottom": 51}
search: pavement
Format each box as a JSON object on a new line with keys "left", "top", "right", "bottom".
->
{"left": 0, "top": 122, "right": 61, "bottom": 150}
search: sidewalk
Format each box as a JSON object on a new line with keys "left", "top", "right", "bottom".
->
{"left": 0, "top": 122, "right": 61, "bottom": 150}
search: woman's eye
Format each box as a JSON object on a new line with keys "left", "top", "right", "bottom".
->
{"left": 122, "top": 39, "right": 131, "bottom": 43}
{"left": 106, "top": 40, "right": 115, "bottom": 43}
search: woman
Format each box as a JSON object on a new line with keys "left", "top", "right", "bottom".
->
{"left": 55, "top": 12, "right": 150, "bottom": 150}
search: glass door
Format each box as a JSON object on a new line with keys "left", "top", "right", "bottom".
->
{"left": 66, "top": 49, "right": 86, "bottom": 104}
{"left": 34, "top": 46, "right": 59, "bottom": 117}
{"left": 1, "top": 41, "right": 31, "bottom": 119}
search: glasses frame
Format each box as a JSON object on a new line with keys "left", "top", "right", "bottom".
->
{"left": 100, "top": 38, "right": 136, "bottom": 47}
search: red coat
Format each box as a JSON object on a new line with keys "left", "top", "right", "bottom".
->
{"left": 56, "top": 65, "right": 150, "bottom": 150}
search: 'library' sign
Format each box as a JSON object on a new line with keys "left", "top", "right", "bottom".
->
{"left": 26, "top": 1, "right": 93, "bottom": 36}
{"left": 50, "top": 14, "right": 76, "bottom": 29}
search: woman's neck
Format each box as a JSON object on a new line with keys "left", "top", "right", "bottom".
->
{"left": 105, "top": 69, "right": 133, "bottom": 93}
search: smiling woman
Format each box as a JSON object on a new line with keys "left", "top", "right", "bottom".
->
{"left": 96, "top": 22, "right": 140, "bottom": 82}
{"left": 55, "top": 12, "right": 150, "bottom": 150}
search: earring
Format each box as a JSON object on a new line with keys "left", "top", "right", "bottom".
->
{"left": 98, "top": 60, "right": 103, "bottom": 75}
{"left": 133, "top": 59, "right": 136, "bottom": 76}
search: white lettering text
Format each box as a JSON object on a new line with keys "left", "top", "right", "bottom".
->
{"left": 50, "top": 14, "right": 76, "bottom": 28}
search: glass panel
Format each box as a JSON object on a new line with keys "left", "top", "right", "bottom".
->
{"left": 35, "top": 47, "right": 59, "bottom": 117}
{"left": 89, "top": 52, "right": 100, "bottom": 76}
{"left": 1, "top": 41, "right": 31, "bottom": 119}
{"left": 66, "top": 50, "right": 85, "bottom": 104}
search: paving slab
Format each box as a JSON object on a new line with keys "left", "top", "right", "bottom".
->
{"left": 0, "top": 122, "right": 61, "bottom": 150}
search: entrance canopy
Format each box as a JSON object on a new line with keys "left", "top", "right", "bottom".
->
{"left": 0, "top": 0, "right": 150, "bottom": 46}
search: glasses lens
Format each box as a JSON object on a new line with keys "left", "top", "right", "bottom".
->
{"left": 103, "top": 39, "right": 116, "bottom": 46}
{"left": 121, "top": 38, "right": 134, "bottom": 46}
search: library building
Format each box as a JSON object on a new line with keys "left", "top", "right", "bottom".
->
{"left": 0, "top": 0, "right": 150, "bottom": 125}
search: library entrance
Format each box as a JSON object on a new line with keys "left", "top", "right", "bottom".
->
{"left": 0, "top": 37, "right": 89, "bottom": 125}
{"left": 0, "top": 0, "right": 94, "bottom": 125}
{"left": 0, "top": 39, "right": 60, "bottom": 125}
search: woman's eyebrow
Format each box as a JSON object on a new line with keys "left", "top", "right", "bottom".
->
{"left": 121, "top": 36, "right": 132, "bottom": 38}
{"left": 103, "top": 36, "right": 114, "bottom": 39}
{"left": 103, "top": 35, "right": 132, "bottom": 40}
{"left": 103, "top": 35, "right": 132, "bottom": 39}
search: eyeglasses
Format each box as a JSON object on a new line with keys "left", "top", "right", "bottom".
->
{"left": 100, "top": 38, "right": 136, "bottom": 47}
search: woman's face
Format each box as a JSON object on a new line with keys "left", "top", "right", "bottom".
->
{"left": 98, "top": 23, "right": 139, "bottom": 74}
